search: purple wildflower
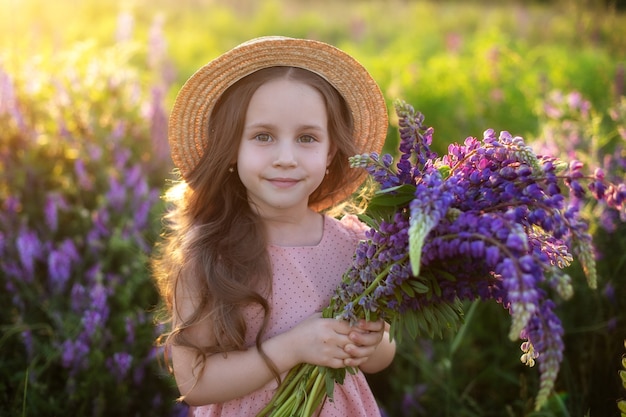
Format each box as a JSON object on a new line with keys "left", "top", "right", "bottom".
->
{"left": 44, "top": 193, "right": 65, "bottom": 232}
{"left": 273, "top": 100, "right": 626, "bottom": 414}
{"left": 61, "top": 338, "right": 90, "bottom": 374}
{"left": 0, "top": 66, "right": 25, "bottom": 129}
{"left": 74, "top": 159, "right": 94, "bottom": 190}
{"left": 16, "top": 228, "right": 42, "bottom": 280}
{"left": 402, "top": 384, "right": 427, "bottom": 416}
{"left": 106, "top": 352, "right": 133, "bottom": 381}
{"left": 48, "top": 239, "right": 79, "bottom": 293}
{"left": 70, "top": 283, "right": 88, "bottom": 312}
{"left": 125, "top": 316, "right": 135, "bottom": 345}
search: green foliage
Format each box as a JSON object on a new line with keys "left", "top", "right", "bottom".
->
{"left": 617, "top": 341, "right": 626, "bottom": 417}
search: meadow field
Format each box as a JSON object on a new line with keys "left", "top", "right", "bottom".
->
{"left": 1, "top": 0, "right": 625, "bottom": 416}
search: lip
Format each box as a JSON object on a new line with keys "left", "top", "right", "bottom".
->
{"left": 267, "top": 177, "right": 300, "bottom": 188}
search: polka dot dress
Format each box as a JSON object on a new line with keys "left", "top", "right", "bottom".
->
{"left": 191, "top": 215, "right": 382, "bottom": 417}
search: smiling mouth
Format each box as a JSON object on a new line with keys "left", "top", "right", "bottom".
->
{"left": 268, "top": 178, "right": 300, "bottom": 188}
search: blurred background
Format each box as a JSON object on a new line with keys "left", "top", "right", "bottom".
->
{"left": 1, "top": 0, "right": 625, "bottom": 416}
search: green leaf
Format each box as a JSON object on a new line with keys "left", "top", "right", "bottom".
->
{"left": 401, "top": 281, "right": 415, "bottom": 297}
{"left": 368, "top": 185, "right": 416, "bottom": 207}
{"left": 356, "top": 213, "right": 377, "bottom": 229}
{"left": 390, "top": 316, "right": 402, "bottom": 345}
{"left": 364, "top": 203, "right": 399, "bottom": 224}
{"left": 374, "top": 184, "right": 416, "bottom": 196}
{"left": 410, "top": 280, "right": 430, "bottom": 293}
{"left": 394, "top": 288, "right": 404, "bottom": 303}
{"left": 437, "top": 165, "right": 452, "bottom": 179}
{"left": 325, "top": 369, "right": 336, "bottom": 400}
{"left": 405, "top": 311, "right": 419, "bottom": 339}
{"left": 437, "top": 269, "right": 457, "bottom": 282}
{"left": 430, "top": 279, "right": 442, "bottom": 297}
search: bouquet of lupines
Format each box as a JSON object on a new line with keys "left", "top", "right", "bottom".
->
{"left": 257, "top": 101, "right": 626, "bottom": 417}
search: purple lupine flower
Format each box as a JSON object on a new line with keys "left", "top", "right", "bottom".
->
{"left": 125, "top": 316, "right": 135, "bottom": 345}
{"left": 0, "top": 66, "right": 25, "bottom": 129}
{"left": 90, "top": 282, "right": 110, "bottom": 314}
{"left": 70, "top": 283, "right": 88, "bottom": 312}
{"left": 44, "top": 193, "right": 60, "bottom": 232}
{"left": 0, "top": 231, "right": 5, "bottom": 257}
{"left": 146, "top": 85, "right": 170, "bottom": 165}
{"left": 74, "top": 159, "right": 94, "bottom": 190}
{"left": 16, "top": 228, "right": 42, "bottom": 280}
{"left": 82, "top": 310, "right": 106, "bottom": 338}
{"left": 113, "top": 146, "right": 131, "bottom": 168}
{"left": 106, "top": 352, "right": 133, "bottom": 381}
{"left": 603, "top": 281, "right": 616, "bottom": 305}
{"left": 89, "top": 209, "right": 111, "bottom": 244}
{"left": 401, "top": 384, "right": 427, "bottom": 416}
{"left": 21, "top": 329, "right": 34, "bottom": 359}
{"left": 61, "top": 337, "right": 90, "bottom": 374}
{"left": 48, "top": 239, "right": 79, "bottom": 293}
{"left": 106, "top": 176, "right": 127, "bottom": 211}
{"left": 284, "top": 100, "right": 626, "bottom": 414}
{"left": 85, "top": 262, "right": 102, "bottom": 284}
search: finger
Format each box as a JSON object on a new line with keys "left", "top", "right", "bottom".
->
{"left": 344, "top": 342, "right": 374, "bottom": 358}
{"left": 349, "top": 329, "right": 382, "bottom": 346}
{"left": 343, "top": 356, "right": 366, "bottom": 368}
{"left": 355, "top": 319, "right": 384, "bottom": 332}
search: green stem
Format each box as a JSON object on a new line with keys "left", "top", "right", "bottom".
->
{"left": 449, "top": 299, "right": 479, "bottom": 357}
{"left": 256, "top": 364, "right": 310, "bottom": 416}
{"left": 303, "top": 369, "right": 326, "bottom": 417}
{"left": 274, "top": 365, "right": 308, "bottom": 403}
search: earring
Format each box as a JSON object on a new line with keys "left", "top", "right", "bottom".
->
{"left": 325, "top": 168, "right": 330, "bottom": 176}
{"left": 228, "top": 166, "right": 234, "bottom": 173}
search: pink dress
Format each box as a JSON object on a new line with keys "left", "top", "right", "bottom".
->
{"left": 191, "top": 215, "right": 381, "bottom": 416}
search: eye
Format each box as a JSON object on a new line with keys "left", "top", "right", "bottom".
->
{"left": 297, "top": 135, "right": 317, "bottom": 144}
{"left": 253, "top": 133, "right": 272, "bottom": 142}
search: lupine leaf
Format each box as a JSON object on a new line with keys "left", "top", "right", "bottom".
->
{"left": 401, "top": 281, "right": 415, "bottom": 297}
{"left": 410, "top": 280, "right": 430, "bottom": 293}
{"left": 324, "top": 369, "right": 335, "bottom": 400}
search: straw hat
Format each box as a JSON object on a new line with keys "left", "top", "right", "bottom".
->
{"left": 168, "top": 36, "right": 388, "bottom": 206}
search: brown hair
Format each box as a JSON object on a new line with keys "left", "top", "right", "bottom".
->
{"left": 152, "top": 66, "right": 357, "bottom": 394}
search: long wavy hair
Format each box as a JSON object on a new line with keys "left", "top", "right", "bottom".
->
{"left": 152, "top": 66, "right": 358, "bottom": 394}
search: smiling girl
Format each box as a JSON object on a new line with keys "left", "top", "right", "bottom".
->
{"left": 152, "top": 37, "right": 395, "bottom": 416}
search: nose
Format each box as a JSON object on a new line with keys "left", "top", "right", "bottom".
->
{"left": 272, "top": 140, "right": 297, "bottom": 167}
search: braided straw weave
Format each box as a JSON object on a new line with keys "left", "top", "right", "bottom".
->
{"left": 168, "top": 36, "right": 388, "bottom": 206}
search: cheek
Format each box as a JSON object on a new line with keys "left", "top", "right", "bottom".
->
{"left": 236, "top": 144, "right": 259, "bottom": 169}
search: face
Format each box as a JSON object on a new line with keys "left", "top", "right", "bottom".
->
{"left": 237, "top": 78, "right": 334, "bottom": 216}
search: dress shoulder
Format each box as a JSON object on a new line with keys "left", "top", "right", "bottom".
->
{"left": 333, "top": 214, "right": 370, "bottom": 241}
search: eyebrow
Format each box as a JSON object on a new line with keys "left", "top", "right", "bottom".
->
{"left": 244, "top": 122, "right": 326, "bottom": 132}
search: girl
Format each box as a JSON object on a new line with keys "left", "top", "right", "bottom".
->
{"left": 153, "top": 36, "right": 395, "bottom": 416}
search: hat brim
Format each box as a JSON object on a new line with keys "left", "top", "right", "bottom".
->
{"left": 168, "top": 36, "right": 388, "bottom": 209}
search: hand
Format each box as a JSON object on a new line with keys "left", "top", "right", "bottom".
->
{"left": 286, "top": 313, "right": 353, "bottom": 369}
{"left": 342, "top": 319, "right": 385, "bottom": 368}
